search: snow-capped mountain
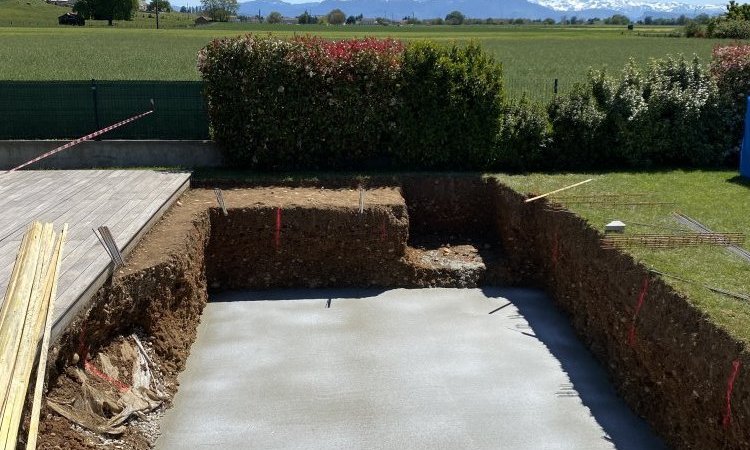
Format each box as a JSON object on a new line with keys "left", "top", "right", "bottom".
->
{"left": 238, "top": 0, "right": 725, "bottom": 20}
{"left": 530, "top": 0, "right": 724, "bottom": 16}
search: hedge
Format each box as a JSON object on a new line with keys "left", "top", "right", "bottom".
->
{"left": 199, "top": 35, "right": 504, "bottom": 170}
{"left": 199, "top": 36, "right": 746, "bottom": 172}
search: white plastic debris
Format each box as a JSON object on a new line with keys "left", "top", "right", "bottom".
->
{"left": 605, "top": 220, "right": 626, "bottom": 233}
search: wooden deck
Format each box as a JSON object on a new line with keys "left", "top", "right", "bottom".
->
{"left": 0, "top": 170, "right": 190, "bottom": 337}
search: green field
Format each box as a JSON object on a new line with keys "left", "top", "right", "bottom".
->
{"left": 0, "top": 16, "right": 728, "bottom": 101}
{"left": 500, "top": 171, "right": 750, "bottom": 344}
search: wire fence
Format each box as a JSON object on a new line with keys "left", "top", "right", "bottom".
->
{"left": 504, "top": 76, "right": 573, "bottom": 104}
{"left": 0, "top": 80, "right": 209, "bottom": 140}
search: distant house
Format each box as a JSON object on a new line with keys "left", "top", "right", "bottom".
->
{"left": 58, "top": 12, "right": 85, "bottom": 25}
{"left": 281, "top": 17, "right": 297, "bottom": 25}
{"left": 194, "top": 16, "right": 212, "bottom": 26}
{"left": 360, "top": 18, "right": 377, "bottom": 25}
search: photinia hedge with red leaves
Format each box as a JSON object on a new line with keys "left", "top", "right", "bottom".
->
{"left": 198, "top": 35, "right": 504, "bottom": 170}
{"left": 712, "top": 43, "right": 750, "bottom": 145}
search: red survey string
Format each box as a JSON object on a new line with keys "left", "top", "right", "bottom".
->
{"left": 627, "top": 275, "right": 650, "bottom": 347}
{"left": 7, "top": 109, "right": 154, "bottom": 172}
{"left": 85, "top": 360, "right": 131, "bottom": 393}
{"left": 722, "top": 359, "right": 742, "bottom": 430}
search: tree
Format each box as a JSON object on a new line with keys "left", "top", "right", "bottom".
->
{"left": 147, "top": 0, "right": 171, "bottom": 12}
{"left": 297, "top": 10, "right": 317, "bottom": 24}
{"left": 73, "top": 0, "right": 137, "bottom": 25}
{"left": 346, "top": 15, "right": 356, "bottom": 24}
{"left": 201, "top": 0, "right": 238, "bottom": 21}
{"left": 726, "top": 0, "right": 750, "bottom": 20}
{"left": 327, "top": 8, "right": 345, "bottom": 25}
{"left": 267, "top": 11, "right": 282, "bottom": 23}
{"left": 604, "top": 14, "right": 630, "bottom": 25}
{"left": 444, "top": 10, "right": 464, "bottom": 25}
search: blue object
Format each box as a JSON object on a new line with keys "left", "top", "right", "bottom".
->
{"left": 742, "top": 96, "right": 750, "bottom": 178}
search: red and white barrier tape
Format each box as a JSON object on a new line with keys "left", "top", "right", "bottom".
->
{"left": 6, "top": 109, "right": 154, "bottom": 173}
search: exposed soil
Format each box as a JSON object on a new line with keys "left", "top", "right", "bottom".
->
{"left": 28, "top": 175, "right": 750, "bottom": 450}
{"left": 35, "top": 192, "right": 212, "bottom": 450}
{"left": 492, "top": 181, "right": 750, "bottom": 450}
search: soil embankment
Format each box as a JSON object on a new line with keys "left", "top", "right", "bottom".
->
{"left": 492, "top": 181, "right": 750, "bottom": 450}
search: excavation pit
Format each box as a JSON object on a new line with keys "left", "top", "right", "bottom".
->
{"left": 29, "top": 176, "right": 750, "bottom": 450}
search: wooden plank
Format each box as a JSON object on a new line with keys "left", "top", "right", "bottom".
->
{"left": 525, "top": 179, "right": 594, "bottom": 203}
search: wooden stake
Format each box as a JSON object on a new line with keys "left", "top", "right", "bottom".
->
{"left": 524, "top": 178, "right": 594, "bottom": 203}
{"left": 27, "top": 224, "right": 67, "bottom": 450}
{"left": 0, "top": 222, "right": 66, "bottom": 450}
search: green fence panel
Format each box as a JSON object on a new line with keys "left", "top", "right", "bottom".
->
{"left": 0, "top": 81, "right": 209, "bottom": 140}
{"left": 0, "top": 81, "right": 96, "bottom": 139}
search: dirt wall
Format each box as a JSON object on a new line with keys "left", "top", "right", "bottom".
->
{"left": 491, "top": 180, "right": 750, "bottom": 450}
{"left": 398, "top": 176, "right": 496, "bottom": 239}
{"left": 37, "top": 194, "right": 212, "bottom": 450}
{"left": 206, "top": 205, "right": 409, "bottom": 289}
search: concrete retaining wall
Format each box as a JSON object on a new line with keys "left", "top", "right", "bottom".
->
{"left": 0, "top": 140, "right": 223, "bottom": 169}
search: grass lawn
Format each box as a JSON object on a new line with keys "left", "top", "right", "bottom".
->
{"left": 499, "top": 170, "right": 750, "bottom": 344}
{"left": 0, "top": 22, "right": 726, "bottom": 101}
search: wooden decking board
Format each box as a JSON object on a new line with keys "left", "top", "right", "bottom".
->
{"left": 0, "top": 170, "right": 190, "bottom": 338}
{"left": 0, "top": 174, "right": 94, "bottom": 240}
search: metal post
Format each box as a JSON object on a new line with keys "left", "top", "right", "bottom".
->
{"left": 90, "top": 79, "right": 100, "bottom": 135}
{"left": 741, "top": 95, "right": 750, "bottom": 178}
{"left": 554, "top": 78, "right": 559, "bottom": 95}
{"left": 156, "top": 0, "right": 159, "bottom": 29}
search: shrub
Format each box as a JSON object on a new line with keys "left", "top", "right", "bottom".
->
{"left": 684, "top": 21, "right": 706, "bottom": 38}
{"left": 495, "top": 97, "right": 550, "bottom": 172}
{"left": 394, "top": 41, "right": 505, "bottom": 169}
{"left": 198, "top": 35, "right": 403, "bottom": 169}
{"left": 709, "top": 19, "right": 750, "bottom": 39}
{"left": 548, "top": 56, "right": 729, "bottom": 169}
{"left": 625, "top": 56, "right": 727, "bottom": 166}
{"left": 711, "top": 43, "right": 750, "bottom": 148}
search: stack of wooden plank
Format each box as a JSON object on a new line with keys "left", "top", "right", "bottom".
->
{"left": 0, "top": 222, "right": 67, "bottom": 450}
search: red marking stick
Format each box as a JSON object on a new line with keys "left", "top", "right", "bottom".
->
{"left": 78, "top": 322, "right": 89, "bottom": 366}
{"left": 627, "top": 275, "right": 650, "bottom": 346}
{"left": 723, "top": 359, "right": 742, "bottom": 430}
{"left": 380, "top": 220, "right": 387, "bottom": 241}
{"left": 275, "top": 207, "right": 282, "bottom": 250}
{"left": 7, "top": 108, "right": 154, "bottom": 172}
{"left": 551, "top": 231, "right": 560, "bottom": 269}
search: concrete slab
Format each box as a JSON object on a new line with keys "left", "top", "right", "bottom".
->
{"left": 157, "top": 288, "right": 665, "bottom": 450}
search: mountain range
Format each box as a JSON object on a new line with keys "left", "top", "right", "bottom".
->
{"left": 237, "top": 0, "right": 725, "bottom": 20}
